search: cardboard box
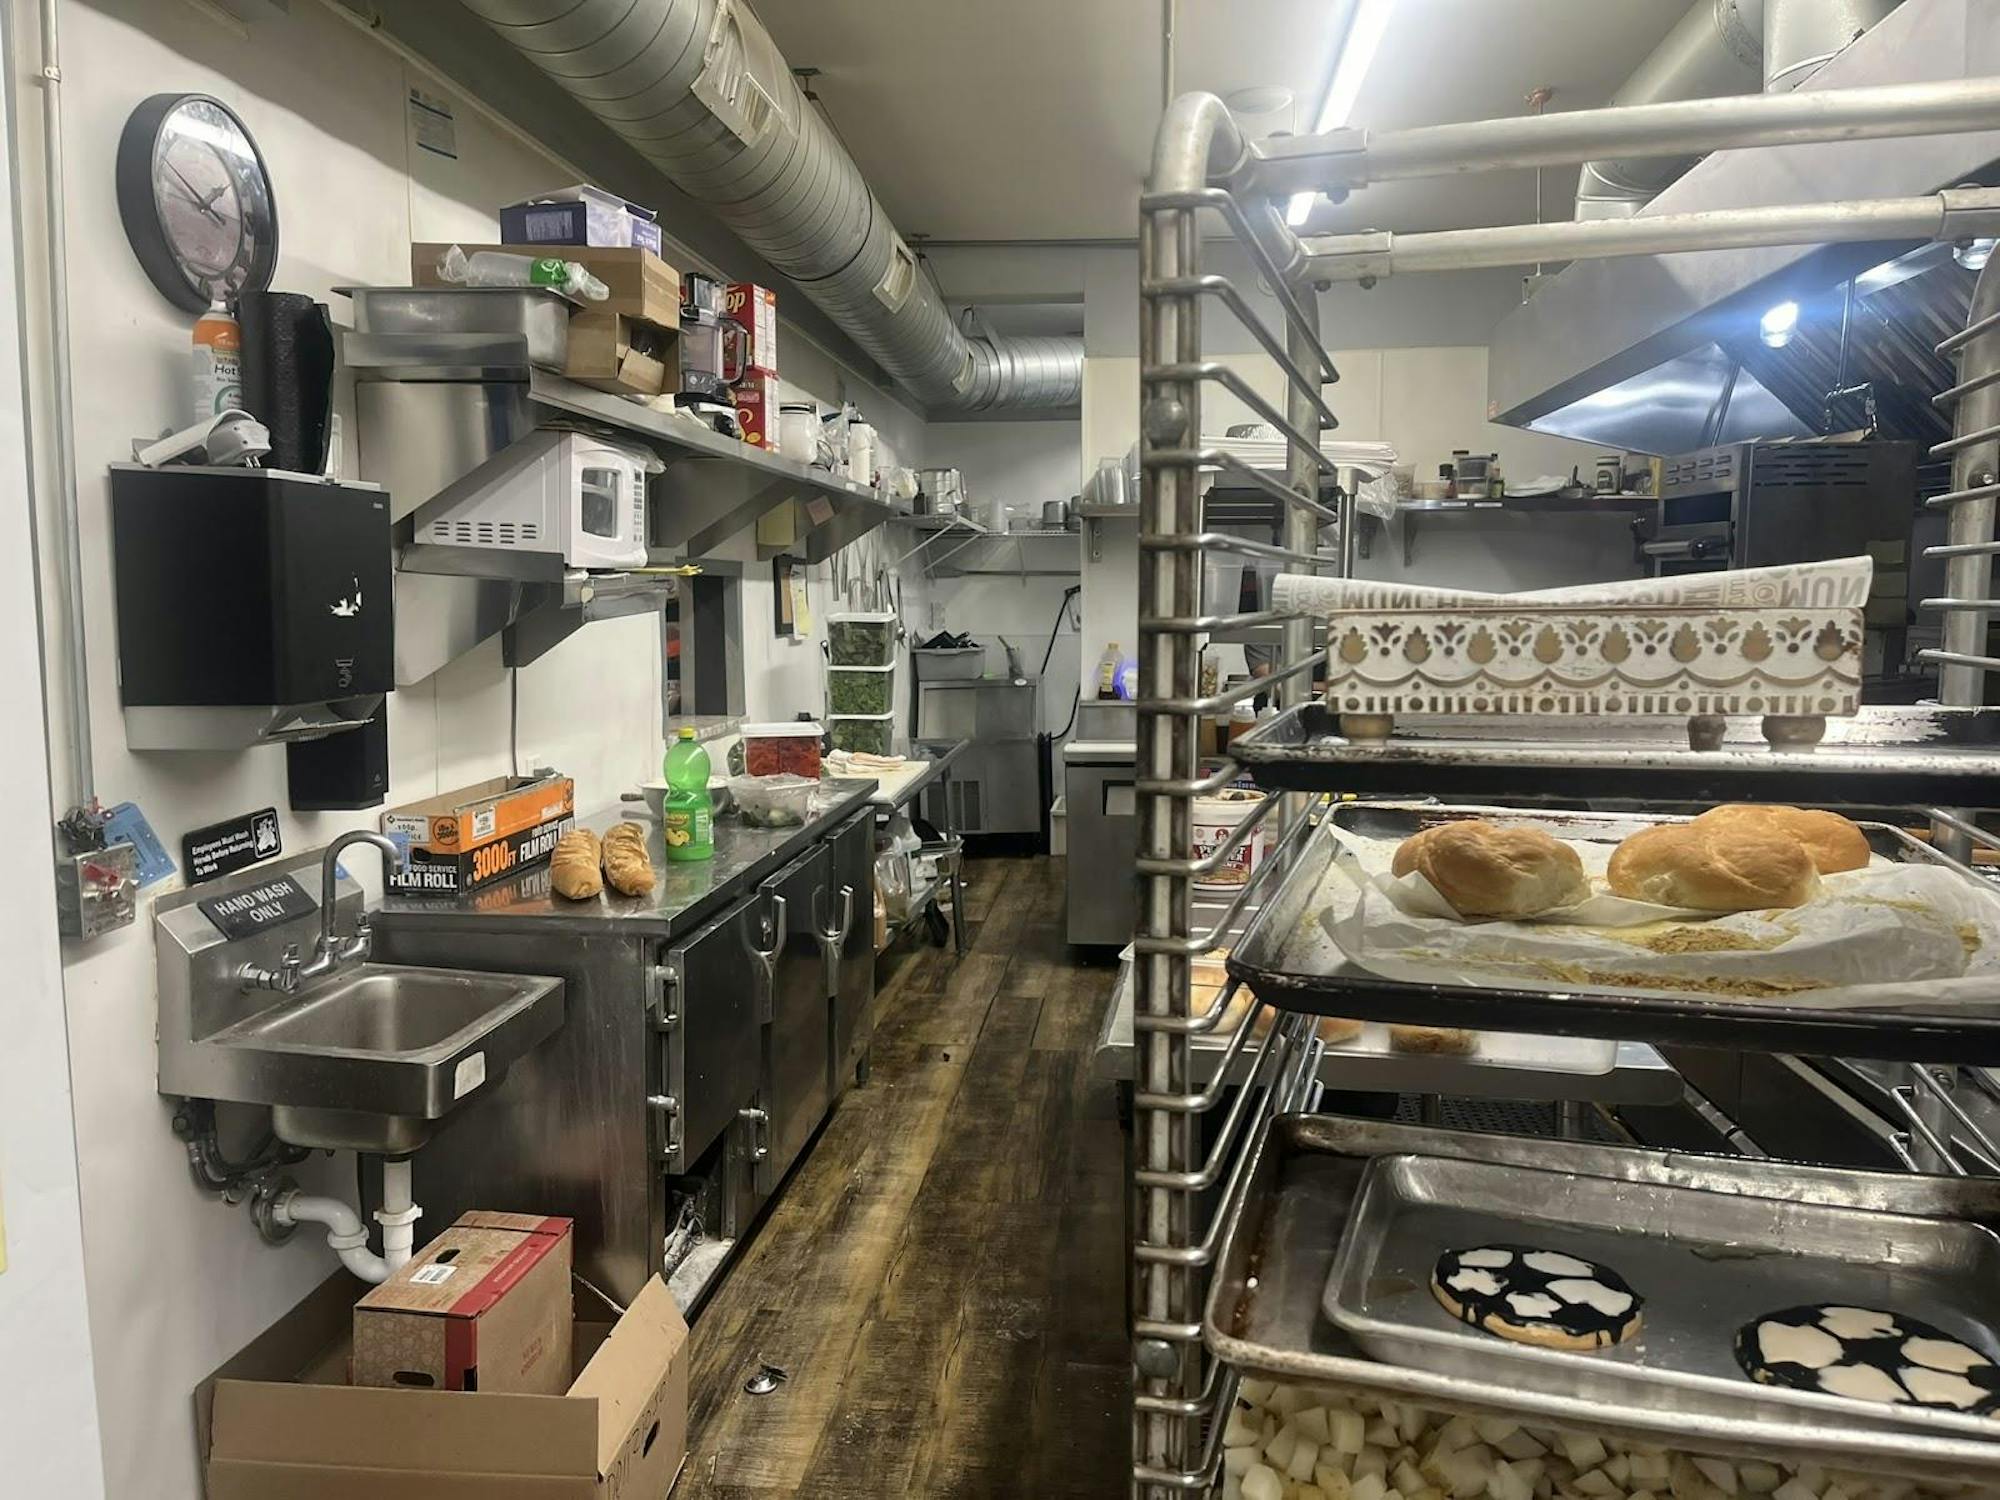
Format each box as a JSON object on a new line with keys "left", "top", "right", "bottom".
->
{"left": 500, "top": 185, "right": 663, "bottom": 256}
{"left": 198, "top": 1272, "right": 688, "bottom": 1500}
{"left": 383, "top": 774, "right": 575, "bottom": 896}
{"left": 732, "top": 370, "right": 782, "bottom": 449}
{"left": 723, "top": 282, "right": 778, "bottom": 375}
{"left": 413, "top": 243, "right": 680, "bottom": 327}
{"left": 354, "top": 1212, "right": 574, "bottom": 1395}
{"left": 566, "top": 310, "right": 675, "bottom": 397}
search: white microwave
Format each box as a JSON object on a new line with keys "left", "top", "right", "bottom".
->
{"left": 415, "top": 431, "right": 653, "bottom": 570}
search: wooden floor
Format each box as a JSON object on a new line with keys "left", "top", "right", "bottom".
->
{"left": 675, "top": 855, "right": 1131, "bottom": 1499}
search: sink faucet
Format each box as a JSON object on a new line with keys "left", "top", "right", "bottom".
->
{"left": 242, "top": 830, "right": 403, "bottom": 993}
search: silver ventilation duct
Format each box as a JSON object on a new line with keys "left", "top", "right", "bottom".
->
{"left": 1765, "top": 0, "right": 1902, "bottom": 93}
{"left": 460, "top": 0, "right": 1082, "bottom": 412}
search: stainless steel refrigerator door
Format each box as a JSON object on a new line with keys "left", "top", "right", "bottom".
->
{"left": 756, "top": 844, "right": 833, "bottom": 1191}
{"left": 1065, "top": 758, "right": 1137, "bottom": 944}
{"left": 661, "top": 892, "right": 763, "bottom": 1170}
{"left": 821, "top": 809, "right": 877, "bottom": 1093}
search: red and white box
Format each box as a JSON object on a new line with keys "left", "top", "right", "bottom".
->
{"left": 732, "top": 370, "right": 782, "bottom": 449}
{"left": 724, "top": 282, "right": 778, "bottom": 375}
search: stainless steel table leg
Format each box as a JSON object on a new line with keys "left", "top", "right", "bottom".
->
{"left": 1420, "top": 1094, "right": 1442, "bottom": 1126}
{"left": 1557, "top": 1099, "right": 1586, "bottom": 1138}
{"left": 946, "top": 772, "right": 967, "bottom": 958}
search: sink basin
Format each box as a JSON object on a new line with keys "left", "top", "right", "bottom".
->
{"left": 205, "top": 961, "right": 564, "bottom": 1152}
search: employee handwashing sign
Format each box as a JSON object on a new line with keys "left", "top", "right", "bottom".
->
{"left": 199, "top": 875, "right": 318, "bottom": 940}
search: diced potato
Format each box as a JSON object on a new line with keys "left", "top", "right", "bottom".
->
{"left": 1315, "top": 1465, "right": 1354, "bottom": 1500}
{"left": 1628, "top": 1491, "right": 1657, "bottom": 1500}
{"left": 1271, "top": 1385, "right": 1311, "bottom": 1417}
{"left": 1226, "top": 1405, "right": 1263, "bottom": 1448}
{"left": 1771, "top": 1480, "right": 1819, "bottom": 1500}
{"left": 1290, "top": 1439, "right": 1322, "bottom": 1484}
{"left": 1266, "top": 1426, "right": 1300, "bottom": 1470}
{"left": 1392, "top": 1459, "right": 1426, "bottom": 1494}
{"left": 1603, "top": 1455, "right": 1630, "bottom": 1486}
{"left": 1351, "top": 1475, "right": 1388, "bottom": 1500}
{"left": 1296, "top": 1407, "right": 1334, "bottom": 1446}
{"left": 1497, "top": 1430, "right": 1546, "bottom": 1462}
{"left": 1299, "top": 1488, "right": 1327, "bottom": 1500}
{"left": 1433, "top": 1416, "right": 1479, "bottom": 1455}
{"left": 1367, "top": 1419, "right": 1401, "bottom": 1448}
{"left": 1474, "top": 1419, "right": 1518, "bottom": 1447}
{"left": 1225, "top": 1445, "right": 1259, "bottom": 1478}
{"left": 1629, "top": 1453, "right": 1671, "bottom": 1486}
{"left": 1824, "top": 1486, "right": 1855, "bottom": 1500}
{"left": 1570, "top": 1471, "right": 1616, "bottom": 1498}
{"left": 1738, "top": 1465, "right": 1782, "bottom": 1495}
{"left": 1354, "top": 1449, "right": 1388, "bottom": 1483}
{"left": 1241, "top": 1377, "right": 1277, "bottom": 1409}
{"left": 1331, "top": 1410, "right": 1367, "bottom": 1456}
{"left": 1693, "top": 1458, "right": 1737, "bottom": 1493}
{"left": 1559, "top": 1435, "right": 1609, "bottom": 1470}
{"left": 1263, "top": 1414, "right": 1280, "bottom": 1444}
{"left": 1242, "top": 1463, "right": 1284, "bottom": 1500}
{"left": 1222, "top": 1475, "right": 1242, "bottom": 1500}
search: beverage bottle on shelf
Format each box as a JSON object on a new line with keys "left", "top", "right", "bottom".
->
{"left": 661, "top": 728, "right": 714, "bottom": 862}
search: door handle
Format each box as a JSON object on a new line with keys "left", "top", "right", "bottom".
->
{"left": 748, "top": 893, "right": 786, "bottom": 1019}
{"left": 737, "top": 1106, "right": 770, "bottom": 1162}
{"left": 814, "top": 884, "right": 855, "bottom": 997}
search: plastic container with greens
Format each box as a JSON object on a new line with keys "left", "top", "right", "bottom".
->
{"left": 828, "top": 663, "right": 896, "bottom": 717}
{"left": 828, "top": 610, "right": 897, "bottom": 666}
{"left": 829, "top": 711, "right": 895, "bottom": 757}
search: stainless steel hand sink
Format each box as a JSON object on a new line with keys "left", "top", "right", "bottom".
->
{"left": 205, "top": 963, "right": 564, "bottom": 1152}
{"left": 155, "top": 847, "right": 565, "bottom": 1155}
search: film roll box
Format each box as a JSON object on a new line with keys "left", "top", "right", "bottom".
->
{"left": 381, "top": 773, "right": 575, "bottom": 896}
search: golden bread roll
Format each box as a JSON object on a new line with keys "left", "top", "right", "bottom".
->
{"left": 1692, "top": 803, "right": 1869, "bottom": 874}
{"left": 1390, "top": 820, "right": 1589, "bottom": 917}
{"left": 1390, "top": 1024, "right": 1475, "bottom": 1055}
{"left": 550, "top": 828, "right": 603, "bottom": 901}
{"left": 599, "top": 821, "right": 657, "bottom": 897}
{"left": 1251, "top": 1008, "right": 1362, "bottom": 1045}
{"left": 1606, "top": 821, "right": 1817, "bottom": 912}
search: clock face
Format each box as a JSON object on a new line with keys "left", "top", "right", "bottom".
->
{"left": 117, "top": 94, "right": 277, "bottom": 313}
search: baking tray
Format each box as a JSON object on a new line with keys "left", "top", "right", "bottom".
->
{"left": 337, "top": 285, "right": 572, "bottom": 366}
{"left": 1232, "top": 701, "right": 2000, "bottom": 806}
{"left": 1206, "top": 1112, "right": 2000, "bottom": 1483}
{"left": 1326, "top": 1152, "right": 2000, "bottom": 1441}
{"left": 1226, "top": 801, "right": 2000, "bottom": 1063}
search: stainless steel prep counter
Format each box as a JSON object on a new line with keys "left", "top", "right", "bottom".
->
{"left": 374, "top": 779, "right": 879, "bottom": 1313}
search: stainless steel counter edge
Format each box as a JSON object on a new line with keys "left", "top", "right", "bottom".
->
{"left": 373, "top": 779, "right": 878, "bottom": 939}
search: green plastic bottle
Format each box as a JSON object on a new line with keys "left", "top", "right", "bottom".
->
{"left": 661, "top": 727, "right": 714, "bottom": 862}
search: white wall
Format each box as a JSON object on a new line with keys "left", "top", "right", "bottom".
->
{"left": 0, "top": 26, "right": 105, "bottom": 1486}
{"left": 13, "top": 4, "right": 911, "bottom": 1495}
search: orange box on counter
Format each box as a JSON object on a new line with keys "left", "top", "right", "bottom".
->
{"left": 732, "top": 371, "right": 782, "bottom": 449}
{"left": 723, "top": 282, "right": 778, "bottom": 374}
{"left": 354, "top": 1212, "right": 574, "bottom": 1395}
{"left": 382, "top": 773, "right": 575, "bottom": 895}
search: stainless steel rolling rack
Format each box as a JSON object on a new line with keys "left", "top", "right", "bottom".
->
{"left": 1135, "top": 78, "right": 2000, "bottom": 1497}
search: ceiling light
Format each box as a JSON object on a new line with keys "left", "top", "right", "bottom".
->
{"left": 1955, "top": 238, "right": 1997, "bottom": 271}
{"left": 1759, "top": 300, "right": 1800, "bottom": 349}
{"left": 1288, "top": 0, "right": 1392, "bottom": 230}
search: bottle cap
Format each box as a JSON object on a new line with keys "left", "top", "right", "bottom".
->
{"left": 678, "top": 727, "right": 695, "bottom": 740}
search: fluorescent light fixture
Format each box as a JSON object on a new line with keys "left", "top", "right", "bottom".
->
{"left": 1287, "top": 0, "right": 1392, "bottom": 230}
{"left": 1956, "top": 237, "right": 1997, "bottom": 271}
{"left": 1759, "top": 300, "right": 1800, "bottom": 348}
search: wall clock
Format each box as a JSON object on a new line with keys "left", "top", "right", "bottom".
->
{"left": 116, "top": 93, "right": 278, "bottom": 313}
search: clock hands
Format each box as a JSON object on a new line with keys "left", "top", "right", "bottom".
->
{"left": 165, "top": 161, "right": 227, "bottom": 225}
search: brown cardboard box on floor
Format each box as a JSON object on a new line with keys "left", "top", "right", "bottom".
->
{"left": 196, "top": 1270, "right": 688, "bottom": 1500}
{"left": 411, "top": 242, "right": 680, "bottom": 326}
{"left": 354, "top": 1211, "right": 574, "bottom": 1395}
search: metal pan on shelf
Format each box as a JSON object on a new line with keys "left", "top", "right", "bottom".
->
{"left": 1226, "top": 802, "right": 2000, "bottom": 1063}
{"left": 1206, "top": 1112, "right": 2000, "bottom": 1484}
{"left": 1231, "top": 702, "right": 2000, "bottom": 807}
{"left": 1327, "top": 1151, "right": 2000, "bottom": 1441}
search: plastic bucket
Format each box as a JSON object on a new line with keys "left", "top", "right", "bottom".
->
{"left": 1190, "top": 790, "right": 1267, "bottom": 893}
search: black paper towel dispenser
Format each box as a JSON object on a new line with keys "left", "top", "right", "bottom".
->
{"left": 110, "top": 465, "right": 393, "bottom": 750}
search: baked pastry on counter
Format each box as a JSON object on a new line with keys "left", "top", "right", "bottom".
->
{"left": 1391, "top": 820, "right": 1589, "bottom": 918}
{"left": 1693, "top": 803, "right": 1870, "bottom": 874}
{"left": 550, "top": 828, "right": 603, "bottom": 901}
{"left": 1390, "top": 1024, "right": 1475, "bottom": 1055}
{"left": 1607, "top": 821, "right": 1817, "bottom": 912}
{"left": 600, "top": 821, "right": 657, "bottom": 897}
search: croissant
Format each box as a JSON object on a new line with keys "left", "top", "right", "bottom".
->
{"left": 600, "top": 822, "right": 657, "bottom": 897}
{"left": 550, "top": 828, "right": 603, "bottom": 900}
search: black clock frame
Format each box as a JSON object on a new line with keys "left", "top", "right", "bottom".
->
{"left": 115, "top": 92, "right": 278, "bottom": 314}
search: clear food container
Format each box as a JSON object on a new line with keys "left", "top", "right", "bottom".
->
{"left": 739, "top": 720, "right": 824, "bottom": 778}
{"left": 828, "top": 662, "right": 896, "bottom": 716}
{"left": 729, "top": 773, "right": 816, "bottom": 828}
{"left": 830, "top": 711, "right": 895, "bottom": 757}
{"left": 827, "top": 610, "right": 898, "bottom": 667}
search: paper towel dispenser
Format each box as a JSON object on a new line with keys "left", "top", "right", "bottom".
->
{"left": 110, "top": 465, "right": 393, "bottom": 750}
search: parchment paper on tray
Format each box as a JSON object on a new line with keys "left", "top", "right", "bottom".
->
{"left": 1317, "top": 821, "right": 2000, "bottom": 1010}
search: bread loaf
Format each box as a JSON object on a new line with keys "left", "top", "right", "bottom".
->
{"left": 1390, "top": 1024, "right": 1476, "bottom": 1055}
{"left": 1391, "top": 820, "right": 1588, "bottom": 918}
{"left": 1692, "top": 803, "right": 1869, "bottom": 874}
{"left": 1606, "top": 821, "right": 1817, "bottom": 912}
{"left": 550, "top": 828, "right": 603, "bottom": 901}
{"left": 600, "top": 821, "right": 657, "bottom": 897}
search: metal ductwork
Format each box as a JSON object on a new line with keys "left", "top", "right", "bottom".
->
{"left": 1765, "top": 0, "right": 1902, "bottom": 93}
{"left": 459, "top": 0, "right": 1082, "bottom": 412}
{"left": 1575, "top": 0, "right": 1766, "bottom": 220}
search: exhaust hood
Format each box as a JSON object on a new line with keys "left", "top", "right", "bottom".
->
{"left": 1488, "top": 0, "right": 2000, "bottom": 454}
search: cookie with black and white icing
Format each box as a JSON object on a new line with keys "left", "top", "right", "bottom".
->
{"left": 1736, "top": 1305, "right": 2000, "bottom": 1416}
{"left": 1429, "top": 1244, "right": 1643, "bottom": 1351}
